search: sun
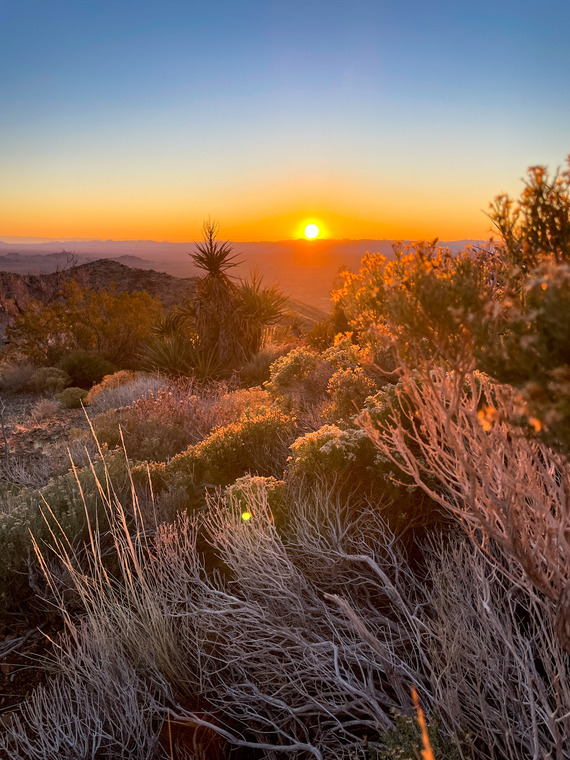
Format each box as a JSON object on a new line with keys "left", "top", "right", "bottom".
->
{"left": 304, "top": 223, "right": 320, "bottom": 239}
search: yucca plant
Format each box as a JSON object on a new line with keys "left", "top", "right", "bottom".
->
{"left": 141, "top": 333, "right": 224, "bottom": 379}
{"left": 235, "top": 273, "right": 289, "bottom": 359}
{"left": 187, "top": 220, "right": 288, "bottom": 368}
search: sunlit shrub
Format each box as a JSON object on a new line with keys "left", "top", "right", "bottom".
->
{"left": 289, "top": 395, "right": 441, "bottom": 534}
{"left": 325, "top": 366, "right": 378, "bottom": 422}
{"left": 85, "top": 370, "right": 139, "bottom": 406}
{"left": 288, "top": 423, "right": 378, "bottom": 488}
{"left": 216, "top": 386, "right": 273, "bottom": 420}
{"left": 265, "top": 346, "right": 333, "bottom": 414}
{"left": 266, "top": 347, "right": 321, "bottom": 391}
{"left": 29, "top": 366, "right": 70, "bottom": 394}
{"left": 92, "top": 406, "right": 190, "bottom": 463}
{"left": 167, "top": 408, "right": 296, "bottom": 492}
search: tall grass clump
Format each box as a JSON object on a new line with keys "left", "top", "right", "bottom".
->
{"left": 2, "top": 462, "right": 569, "bottom": 759}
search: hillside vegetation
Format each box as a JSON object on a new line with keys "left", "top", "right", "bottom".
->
{"left": 0, "top": 159, "right": 569, "bottom": 759}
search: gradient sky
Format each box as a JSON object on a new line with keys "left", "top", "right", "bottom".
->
{"left": 1, "top": 0, "right": 569, "bottom": 242}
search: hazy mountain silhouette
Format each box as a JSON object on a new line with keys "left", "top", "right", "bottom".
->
{"left": 0, "top": 238, "right": 485, "bottom": 305}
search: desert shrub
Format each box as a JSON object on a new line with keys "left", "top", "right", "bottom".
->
{"left": 0, "top": 360, "right": 38, "bottom": 392}
{"left": 225, "top": 474, "right": 285, "bottom": 528}
{"left": 88, "top": 382, "right": 270, "bottom": 467}
{"left": 215, "top": 385, "right": 273, "bottom": 421}
{"left": 28, "top": 397, "right": 61, "bottom": 422}
{"left": 86, "top": 371, "right": 166, "bottom": 412}
{"left": 289, "top": 401, "right": 441, "bottom": 535}
{"left": 238, "top": 344, "right": 289, "bottom": 387}
{"left": 56, "top": 386, "right": 87, "bottom": 409}
{"left": 287, "top": 423, "right": 387, "bottom": 510}
{"left": 6, "top": 280, "right": 163, "bottom": 366}
{"left": 477, "top": 260, "right": 570, "bottom": 451}
{"left": 332, "top": 243, "right": 489, "bottom": 371}
{"left": 166, "top": 408, "right": 296, "bottom": 493}
{"left": 362, "top": 365, "right": 570, "bottom": 652}
{"left": 2, "top": 659, "right": 163, "bottom": 760}
{"left": 325, "top": 366, "right": 378, "bottom": 422}
{"left": 0, "top": 449, "right": 134, "bottom": 617}
{"left": 265, "top": 346, "right": 321, "bottom": 391}
{"left": 85, "top": 370, "right": 138, "bottom": 405}
{"left": 57, "top": 350, "right": 117, "bottom": 388}
{"left": 29, "top": 366, "right": 70, "bottom": 394}
{"left": 91, "top": 406, "right": 188, "bottom": 463}
{"left": 265, "top": 346, "right": 334, "bottom": 417}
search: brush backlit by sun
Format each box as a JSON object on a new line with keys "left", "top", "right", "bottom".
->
{"left": 304, "top": 223, "right": 319, "bottom": 239}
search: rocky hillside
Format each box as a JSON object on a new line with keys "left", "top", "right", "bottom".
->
{"left": 0, "top": 259, "right": 197, "bottom": 320}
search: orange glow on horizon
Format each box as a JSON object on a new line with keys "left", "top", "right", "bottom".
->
{"left": 0, "top": 192, "right": 495, "bottom": 243}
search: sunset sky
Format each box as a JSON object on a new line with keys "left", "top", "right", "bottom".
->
{"left": 1, "top": 0, "right": 568, "bottom": 242}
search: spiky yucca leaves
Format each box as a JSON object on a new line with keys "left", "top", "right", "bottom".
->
{"left": 141, "top": 333, "right": 224, "bottom": 379}
{"left": 188, "top": 220, "right": 242, "bottom": 368}
{"left": 235, "top": 273, "right": 289, "bottom": 359}
{"left": 188, "top": 220, "right": 287, "bottom": 369}
{"left": 190, "top": 218, "right": 242, "bottom": 283}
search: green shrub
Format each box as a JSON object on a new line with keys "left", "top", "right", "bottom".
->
{"left": 266, "top": 347, "right": 321, "bottom": 392}
{"left": 265, "top": 347, "right": 333, "bottom": 410}
{"left": 56, "top": 386, "right": 88, "bottom": 409}
{"left": 29, "top": 366, "right": 71, "bottom": 394}
{"left": 374, "top": 713, "right": 462, "bottom": 759}
{"left": 0, "top": 450, "right": 135, "bottom": 617}
{"left": 225, "top": 474, "right": 285, "bottom": 526}
{"left": 92, "top": 406, "right": 190, "bottom": 462}
{"left": 167, "top": 408, "right": 296, "bottom": 493}
{"left": 288, "top": 396, "right": 441, "bottom": 535}
{"left": 289, "top": 423, "right": 379, "bottom": 488}
{"left": 325, "top": 367, "right": 378, "bottom": 422}
{"left": 57, "top": 350, "right": 117, "bottom": 389}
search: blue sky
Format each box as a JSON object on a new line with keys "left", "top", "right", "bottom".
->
{"left": 1, "top": 0, "right": 568, "bottom": 241}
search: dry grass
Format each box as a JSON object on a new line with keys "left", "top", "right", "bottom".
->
{"left": 2, "top": 456, "right": 568, "bottom": 759}
{"left": 0, "top": 361, "right": 38, "bottom": 393}
{"left": 28, "top": 398, "right": 61, "bottom": 424}
{"left": 86, "top": 372, "right": 168, "bottom": 412}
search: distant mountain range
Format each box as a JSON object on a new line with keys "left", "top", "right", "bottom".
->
{"left": 0, "top": 238, "right": 485, "bottom": 305}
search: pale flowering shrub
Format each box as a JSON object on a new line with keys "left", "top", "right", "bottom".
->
{"left": 325, "top": 366, "right": 378, "bottom": 422}
{"left": 289, "top": 413, "right": 441, "bottom": 532}
{"left": 265, "top": 347, "right": 333, "bottom": 412}
{"left": 289, "top": 424, "right": 374, "bottom": 474}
